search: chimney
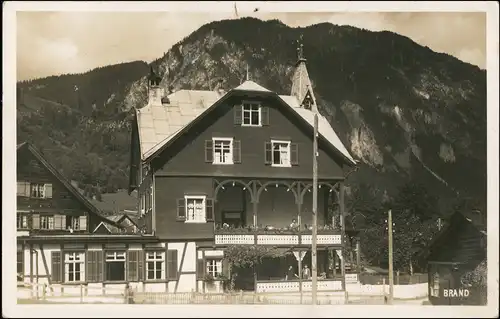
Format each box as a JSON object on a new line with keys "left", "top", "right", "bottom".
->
{"left": 214, "top": 78, "right": 225, "bottom": 97}
{"left": 148, "top": 67, "right": 164, "bottom": 105}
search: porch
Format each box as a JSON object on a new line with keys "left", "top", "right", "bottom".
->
{"left": 212, "top": 178, "right": 347, "bottom": 247}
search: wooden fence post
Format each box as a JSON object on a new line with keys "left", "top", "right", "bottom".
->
{"left": 382, "top": 277, "right": 386, "bottom": 298}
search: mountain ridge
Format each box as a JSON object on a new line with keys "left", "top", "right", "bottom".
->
{"left": 16, "top": 17, "right": 487, "bottom": 214}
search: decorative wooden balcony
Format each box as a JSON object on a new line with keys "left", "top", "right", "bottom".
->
{"left": 214, "top": 225, "right": 342, "bottom": 246}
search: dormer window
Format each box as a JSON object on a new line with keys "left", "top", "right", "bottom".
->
{"left": 242, "top": 102, "right": 261, "bottom": 126}
{"left": 234, "top": 102, "right": 269, "bottom": 126}
{"left": 302, "top": 90, "right": 314, "bottom": 110}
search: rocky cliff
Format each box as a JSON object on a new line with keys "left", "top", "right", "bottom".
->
{"left": 17, "top": 17, "right": 486, "bottom": 212}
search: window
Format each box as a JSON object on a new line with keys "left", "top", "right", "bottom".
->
{"left": 271, "top": 140, "right": 291, "bottom": 167}
{"left": 17, "top": 251, "right": 24, "bottom": 280}
{"left": 64, "top": 252, "right": 85, "bottom": 282}
{"left": 105, "top": 251, "right": 126, "bottom": 281}
{"left": 146, "top": 251, "right": 165, "bottom": 280}
{"left": 206, "top": 259, "right": 222, "bottom": 278}
{"left": 40, "top": 216, "right": 54, "bottom": 230}
{"left": 177, "top": 196, "right": 214, "bottom": 222}
{"left": 31, "top": 183, "right": 45, "bottom": 198}
{"left": 67, "top": 216, "right": 80, "bottom": 230}
{"left": 213, "top": 138, "right": 233, "bottom": 164}
{"left": 185, "top": 196, "right": 206, "bottom": 223}
{"left": 17, "top": 214, "right": 28, "bottom": 229}
{"left": 430, "top": 272, "right": 439, "bottom": 297}
{"left": 242, "top": 103, "right": 261, "bottom": 126}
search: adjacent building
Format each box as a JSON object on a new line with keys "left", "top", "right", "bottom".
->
{"left": 16, "top": 142, "right": 160, "bottom": 294}
{"left": 419, "top": 210, "right": 487, "bottom": 305}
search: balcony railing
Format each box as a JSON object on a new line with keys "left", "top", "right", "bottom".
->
{"left": 255, "top": 279, "right": 343, "bottom": 293}
{"left": 214, "top": 225, "right": 342, "bottom": 246}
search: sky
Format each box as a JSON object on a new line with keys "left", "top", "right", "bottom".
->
{"left": 16, "top": 7, "right": 487, "bottom": 81}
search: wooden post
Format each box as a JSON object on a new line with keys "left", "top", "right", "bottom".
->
{"left": 311, "top": 114, "right": 318, "bottom": 305}
{"left": 339, "top": 182, "right": 346, "bottom": 292}
{"left": 80, "top": 284, "right": 83, "bottom": 303}
{"left": 356, "top": 239, "right": 361, "bottom": 273}
{"left": 29, "top": 247, "right": 33, "bottom": 299}
{"left": 382, "top": 277, "right": 386, "bottom": 303}
{"left": 35, "top": 250, "right": 39, "bottom": 300}
{"left": 388, "top": 209, "right": 394, "bottom": 304}
{"left": 298, "top": 251, "right": 303, "bottom": 304}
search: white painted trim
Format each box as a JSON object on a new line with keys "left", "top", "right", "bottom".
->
{"left": 184, "top": 195, "right": 207, "bottom": 223}
{"left": 212, "top": 137, "right": 234, "bottom": 165}
{"left": 270, "top": 139, "right": 292, "bottom": 167}
{"left": 241, "top": 101, "right": 262, "bottom": 127}
{"left": 93, "top": 221, "right": 112, "bottom": 233}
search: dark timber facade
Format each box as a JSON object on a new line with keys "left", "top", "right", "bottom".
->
{"left": 129, "top": 47, "right": 360, "bottom": 293}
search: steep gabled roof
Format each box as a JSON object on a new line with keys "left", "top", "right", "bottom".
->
{"left": 17, "top": 142, "right": 122, "bottom": 229}
{"left": 136, "top": 80, "right": 356, "bottom": 166}
{"left": 136, "top": 90, "right": 221, "bottom": 159}
{"left": 416, "top": 210, "right": 487, "bottom": 262}
{"left": 107, "top": 213, "right": 139, "bottom": 227}
{"left": 234, "top": 80, "right": 271, "bottom": 92}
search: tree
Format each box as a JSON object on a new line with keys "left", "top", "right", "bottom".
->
{"left": 389, "top": 182, "right": 442, "bottom": 274}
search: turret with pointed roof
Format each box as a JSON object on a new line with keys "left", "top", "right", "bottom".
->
{"left": 290, "top": 42, "right": 318, "bottom": 113}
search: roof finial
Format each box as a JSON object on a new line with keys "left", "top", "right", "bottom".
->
{"left": 246, "top": 64, "right": 249, "bottom": 81}
{"left": 298, "top": 43, "right": 304, "bottom": 60}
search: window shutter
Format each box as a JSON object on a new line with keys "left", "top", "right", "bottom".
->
{"left": 138, "top": 250, "right": 144, "bottom": 281}
{"left": 60, "top": 215, "right": 66, "bottom": 230}
{"left": 44, "top": 184, "right": 53, "bottom": 198}
{"left": 233, "top": 140, "right": 241, "bottom": 163}
{"left": 32, "top": 214, "right": 40, "bottom": 229}
{"left": 261, "top": 106, "right": 270, "bottom": 126}
{"left": 86, "top": 251, "right": 95, "bottom": 282}
{"left": 177, "top": 198, "right": 186, "bottom": 221}
{"left": 54, "top": 215, "right": 63, "bottom": 230}
{"left": 206, "top": 198, "right": 214, "bottom": 221}
{"left": 86, "top": 250, "right": 103, "bottom": 282}
{"left": 127, "top": 250, "right": 139, "bottom": 281}
{"left": 51, "top": 251, "right": 62, "bottom": 283}
{"left": 264, "top": 142, "right": 272, "bottom": 165}
{"left": 17, "top": 182, "right": 30, "bottom": 197}
{"left": 234, "top": 105, "right": 242, "bottom": 125}
{"left": 79, "top": 215, "right": 87, "bottom": 231}
{"left": 197, "top": 258, "right": 205, "bottom": 279}
{"left": 17, "top": 182, "right": 26, "bottom": 196}
{"left": 96, "top": 250, "right": 104, "bottom": 282}
{"left": 291, "top": 143, "right": 299, "bottom": 165}
{"left": 166, "top": 250, "right": 178, "bottom": 280}
{"left": 205, "top": 140, "right": 213, "bottom": 163}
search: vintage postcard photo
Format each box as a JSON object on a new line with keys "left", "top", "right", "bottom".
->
{"left": 2, "top": 1, "right": 498, "bottom": 318}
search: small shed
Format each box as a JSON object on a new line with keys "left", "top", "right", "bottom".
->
{"left": 419, "top": 210, "right": 487, "bottom": 305}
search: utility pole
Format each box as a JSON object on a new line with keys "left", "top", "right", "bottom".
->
{"left": 311, "top": 114, "right": 318, "bottom": 305}
{"left": 388, "top": 209, "right": 394, "bottom": 304}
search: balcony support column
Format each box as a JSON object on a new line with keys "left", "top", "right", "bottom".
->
{"left": 296, "top": 182, "right": 302, "bottom": 229}
{"left": 251, "top": 181, "right": 258, "bottom": 228}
